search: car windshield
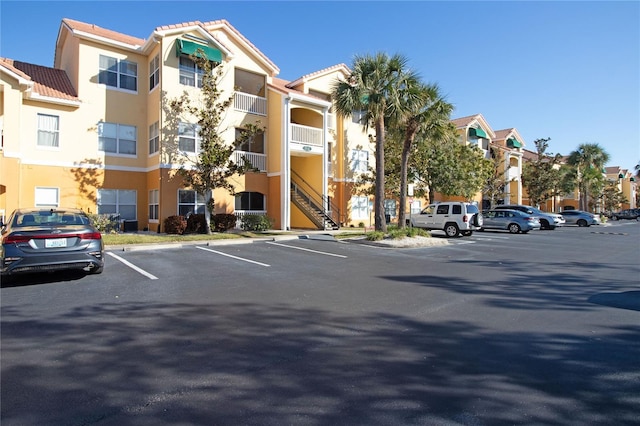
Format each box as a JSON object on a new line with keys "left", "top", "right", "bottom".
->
{"left": 13, "top": 210, "right": 89, "bottom": 227}
{"left": 467, "top": 205, "right": 479, "bottom": 214}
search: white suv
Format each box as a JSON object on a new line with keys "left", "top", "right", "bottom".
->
{"left": 410, "top": 202, "right": 483, "bottom": 237}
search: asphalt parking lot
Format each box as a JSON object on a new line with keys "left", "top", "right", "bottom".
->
{"left": 2, "top": 221, "right": 639, "bottom": 425}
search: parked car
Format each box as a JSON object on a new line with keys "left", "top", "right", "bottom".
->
{"left": 608, "top": 209, "right": 640, "bottom": 221}
{"left": 410, "top": 202, "right": 483, "bottom": 237}
{"left": 480, "top": 209, "right": 541, "bottom": 234}
{"left": 0, "top": 208, "right": 104, "bottom": 277}
{"left": 560, "top": 210, "right": 601, "bottom": 227}
{"left": 494, "top": 205, "right": 561, "bottom": 230}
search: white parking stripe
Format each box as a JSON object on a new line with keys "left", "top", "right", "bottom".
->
{"left": 107, "top": 252, "right": 158, "bottom": 280}
{"left": 196, "top": 246, "right": 270, "bottom": 267}
{"left": 266, "top": 241, "right": 348, "bottom": 258}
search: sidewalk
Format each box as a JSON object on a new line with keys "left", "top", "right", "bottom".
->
{"left": 105, "top": 229, "right": 362, "bottom": 252}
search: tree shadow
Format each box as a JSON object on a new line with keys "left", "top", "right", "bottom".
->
{"left": 1, "top": 301, "right": 637, "bottom": 425}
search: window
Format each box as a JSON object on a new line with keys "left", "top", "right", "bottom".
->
{"left": 436, "top": 204, "right": 449, "bottom": 215}
{"left": 149, "top": 189, "right": 159, "bottom": 221}
{"left": 350, "top": 149, "right": 369, "bottom": 173}
{"left": 234, "top": 68, "right": 265, "bottom": 96}
{"left": 178, "top": 190, "right": 205, "bottom": 216}
{"left": 179, "top": 55, "right": 205, "bottom": 88}
{"left": 99, "top": 55, "right": 137, "bottom": 91}
{"left": 352, "top": 110, "right": 366, "bottom": 124}
{"left": 149, "top": 121, "right": 159, "bottom": 154}
{"left": 234, "top": 128, "right": 264, "bottom": 153}
{"left": 35, "top": 187, "right": 59, "bottom": 207}
{"left": 149, "top": 54, "right": 159, "bottom": 91}
{"left": 97, "top": 189, "right": 137, "bottom": 220}
{"left": 98, "top": 122, "right": 137, "bottom": 155}
{"left": 235, "top": 191, "right": 265, "bottom": 211}
{"left": 351, "top": 196, "right": 369, "bottom": 220}
{"left": 178, "top": 122, "right": 200, "bottom": 153}
{"left": 37, "top": 114, "right": 59, "bottom": 148}
{"left": 384, "top": 199, "right": 397, "bottom": 218}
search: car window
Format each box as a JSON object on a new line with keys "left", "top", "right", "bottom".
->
{"left": 485, "top": 211, "right": 495, "bottom": 218}
{"left": 421, "top": 205, "right": 435, "bottom": 215}
{"left": 467, "top": 205, "right": 479, "bottom": 214}
{"left": 436, "top": 205, "right": 449, "bottom": 215}
{"left": 452, "top": 205, "right": 461, "bottom": 214}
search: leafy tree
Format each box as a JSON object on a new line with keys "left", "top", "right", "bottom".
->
{"left": 567, "top": 143, "right": 610, "bottom": 211}
{"left": 332, "top": 52, "right": 419, "bottom": 232}
{"left": 411, "top": 127, "right": 492, "bottom": 202}
{"left": 522, "top": 138, "right": 563, "bottom": 207}
{"left": 169, "top": 53, "right": 263, "bottom": 234}
{"left": 483, "top": 147, "right": 509, "bottom": 209}
{"left": 602, "top": 181, "right": 628, "bottom": 212}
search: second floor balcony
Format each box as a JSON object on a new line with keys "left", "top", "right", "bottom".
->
{"left": 234, "top": 92, "right": 266, "bottom": 116}
{"left": 290, "top": 123, "right": 323, "bottom": 154}
{"left": 233, "top": 150, "right": 266, "bottom": 172}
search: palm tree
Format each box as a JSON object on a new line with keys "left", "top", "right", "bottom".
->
{"left": 567, "top": 143, "right": 610, "bottom": 211}
{"left": 332, "top": 52, "right": 419, "bottom": 232}
{"left": 396, "top": 83, "right": 453, "bottom": 228}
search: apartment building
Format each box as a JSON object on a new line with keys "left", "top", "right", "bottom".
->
{"left": 450, "top": 114, "right": 525, "bottom": 209}
{"left": 605, "top": 166, "right": 637, "bottom": 210}
{"left": 0, "top": 18, "right": 375, "bottom": 231}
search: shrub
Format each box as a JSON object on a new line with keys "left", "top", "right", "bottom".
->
{"left": 212, "top": 214, "right": 237, "bottom": 232}
{"left": 240, "top": 214, "right": 273, "bottom": 231}
{"left": 87, "top": 213, "right": 120, "bottom": 233}
{"left": 366, "top": 231, "right": 385, "bottom": 241}
{"left": 358, "top": 222, "right": 365, "bottom": 228}
{"left": 164, "top": 215, "right": 187, "bottom": 235}
{"left": 185, "top": 214, "right": 206, "bottom": 234}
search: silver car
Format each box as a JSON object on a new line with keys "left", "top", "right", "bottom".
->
{"left": 480, "top": 209, "right": 541, "bottom": 234}
{"left": 560, "top": 210, "right": 601, "bottom": 227}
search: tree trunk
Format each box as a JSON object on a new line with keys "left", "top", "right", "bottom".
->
{"left": 204, "top": 188, "right": 213, "bottom": 235}
{"left": 398, "top": 123, "right": 418, "bottom": 229}
{"left": 374, "top": 116, "right": 386, "bottom": 232}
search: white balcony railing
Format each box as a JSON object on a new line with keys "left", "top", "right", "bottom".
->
{"left": 507, "top": 167, "right": 520, "bottom": 181}
{"left": 234, "top": 92, "right": 267, "bottom": 116}
{"left": 233, "top": 151, "right": 266, "bottom": 172}
{"left": 290, "top": 123, "right": 323, "bottom": 147}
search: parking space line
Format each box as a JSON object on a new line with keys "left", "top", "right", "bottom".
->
{"left": 196, "top": 246, "right": 270, "bottom": 267}
{"left": 266, "top": 241, "right": 347, "bottom": 258}
{"left": 107, "top": 252, "right": 158, "bottom": 280}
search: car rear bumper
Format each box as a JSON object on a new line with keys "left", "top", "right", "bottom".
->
{"left": 1, "top": 250, "right": 104, "bottom": 275}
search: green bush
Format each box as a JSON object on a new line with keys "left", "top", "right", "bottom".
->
{"left": 87, "top": 213, "right": 120, "bottom": 233}
{"left": 164, "top": 215, "right": 187, "bottom": 235}
{"left": 185, "top": 214, "right": 206, "bottom": 234}
{"left": 240, "top": 214, "right": 273, "bottom": 231}
{"left": 212, "top": 214, "right": 237, "bottom": 232}
{"left": 366, "top": 231, "right": 385, "bottom": 241}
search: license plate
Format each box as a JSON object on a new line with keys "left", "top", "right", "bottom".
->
{"left": 45, "top": 238, "right": 67, "bottom": 248}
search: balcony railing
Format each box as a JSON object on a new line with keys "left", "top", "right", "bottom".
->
{"left": 234, "top": 92, "right": 267, "bottom": 116}
{"left": 234, "top": 210, "right": 267, "bottom": 229}
{"left": 290, "top": 123, "right": 323, "bottom": 147}
{"left": 233, "top": 151, "right": 266, "bottom": 172}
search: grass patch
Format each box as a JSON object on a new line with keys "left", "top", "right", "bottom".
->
{"left": 102, "top": 232, "right": 250, "bottom": 246}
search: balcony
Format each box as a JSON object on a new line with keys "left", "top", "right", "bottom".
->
{"left": 234, "top": 92, "right": 266, "bottom": 116}
{"left": 291, "top": 123, "right": 323, "bottom": 147}
{"left": 233, "top": 151, "right": 266, "bottom": 172}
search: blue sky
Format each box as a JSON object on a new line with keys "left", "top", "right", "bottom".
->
{"left": 1, "top": 1, "right": 639, "bottom": 171}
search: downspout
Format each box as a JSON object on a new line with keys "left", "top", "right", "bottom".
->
{"left": 282, "top": 96, "right": 291, "bottom": 230}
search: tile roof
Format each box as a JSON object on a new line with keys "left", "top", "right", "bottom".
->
{"left": 450, "top": 114, "right": 480, "bottom": 127}
{"left": 0, "top": 58, "right": 78, "bottom": 101}
{"left": 287, "top": 63, "right": 351, "bottom": 88}
{"left": 62, "top": 18, "right": 145, "bottom": 46}
{"left": 493, "top": 129, "right": 515, "bottom": 140}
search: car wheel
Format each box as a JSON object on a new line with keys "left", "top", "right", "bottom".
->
{"left": 577, "top": 219, "right": 588, "bottom": 227}
{"left": 444, "top": 223, "right": 460, "bottom": 238}
{"left": 473, "top": 213, "right": 483, "bottom": 227}
{"left": 540, "top": 220, "right": 549, "bottom": 229}
{"left": 508, "top": 223, "right": 521, "bottom": 234}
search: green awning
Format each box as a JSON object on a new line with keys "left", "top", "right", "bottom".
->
{"left": 507, "top": 138, "right": 522, "bottom": 148}
{"left": 470, "top": 127, "right": 487, "bottom": 138}
{"left": 176, "top": 39, "right": 222, "bottom": 62}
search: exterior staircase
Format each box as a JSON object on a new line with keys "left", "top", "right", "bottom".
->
{"left": 291, "top": 171, "right": 340, "bottom": 230}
